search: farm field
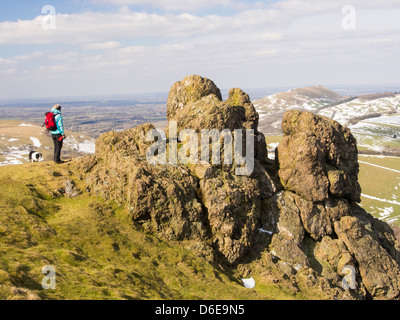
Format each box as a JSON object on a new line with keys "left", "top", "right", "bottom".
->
{"left": 358, "top": 155, "right": 400, "bottom": 226}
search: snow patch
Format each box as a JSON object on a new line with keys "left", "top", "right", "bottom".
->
{"left": 364, "top": 115, "right": 400, "bottom": 126}
{"left": 361, "top": 194, "right": 400, "bottom": 206}
{"left": 18, "top": 123, "right": 40, "bottom": 127}
{"left": 78, "top": 140, "right": 95, "bottom": 154}
{"left": 242, "top": 277, "right": 255, "bottom": 289}
{"left": 259, "top": 228, "right": 273, "bottom": 235}
{"left": 0, "top": 146, "right": 30, "bottom": 166}
{"left": 358, "top": 160, "right": 400, "bottom": 174}
{"left": 377, "top": 207, "right": 394, "bottom": 219}
{"left": 0, "top": 159, "right": 23, "bottom": 166}
{"left": 30, "top": 137, "right": 41, "bottom": 148}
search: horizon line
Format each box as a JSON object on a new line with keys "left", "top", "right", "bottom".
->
{"left": 1, "top": 82, "right": 399, "bottom": 103}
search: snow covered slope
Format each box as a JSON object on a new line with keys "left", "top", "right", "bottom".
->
{"left": 318, "top": 93, "right": 400, "bottom": 125}
{"left": 318, "top": 93, "right": 400, "bottom": 153}
{"left": 254, "top": 87, "right": 400, "bottom": 154}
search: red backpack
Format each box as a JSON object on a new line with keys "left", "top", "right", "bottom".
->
{"left": 43, "top": 112, "right": 58, "bottom": 131}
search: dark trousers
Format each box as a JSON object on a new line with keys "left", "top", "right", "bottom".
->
{"left": 52, "top": 134, "right": 63, "bottom": 162}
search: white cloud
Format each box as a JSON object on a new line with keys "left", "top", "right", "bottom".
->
{"left": 2, "top": 69, "right": 17, "bottom": 75}
{"left": 0, "top": 0, "right": 400, "bottom": 99}
{"left": 0, "top": 57, "right": 16, "bottom": 65}
{"left": 84, "top": 41, "right": 121, "bottom": 50}
{"left": 90, "top": 0, "right": 237, "bottom": 12}
{"left": 13, "top": 51, "right": 44, "bottom": 61}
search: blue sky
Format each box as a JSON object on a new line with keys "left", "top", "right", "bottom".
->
{"left": 0, "top": 0, "right": 399, "bottom": 99}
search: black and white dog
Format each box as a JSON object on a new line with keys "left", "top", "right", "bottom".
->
{"left": 29, "top": 151, "right": 44, "bottom": 163}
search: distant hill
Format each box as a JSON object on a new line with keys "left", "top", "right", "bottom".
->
{"left": 253, "top": 86, "right": 346, "bottom": 134}
{"left": 0, "top": 120, "right": 95, "bottom": 166}
{"left": 318, "top": 93, "right": 400, "bottom": 155}
{"left": 255, "top": 85, "right": 343, "bottom": 110}
{"left": 254, "top": 86, "right": 400, "bottom": 154}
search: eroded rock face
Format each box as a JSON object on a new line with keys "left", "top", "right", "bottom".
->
{"left": 334, "top": 216, "right": 400, "bottom": 299}
{"left": 77, "top": 75, "right": 278, "bottom": 264}
{"left": 76, "top": 76, "right": 400, "bottom": 300}
{"left": 166, "top": 75, "right": 267, "bottom": 161}
{"left": 277, "top": 110, "right": 361, "bottom": 202}
{"left": 167, "top": 75, "right": 223, "bottom": 122}
{"left": 79, "top": 124, "right": 208, "bottom": 241}
{"left": 196, "top": 161, "right": 277, "bottom": 263}
{"left": 272, "top": 111, "right": 399, "bottom": 299}
{"left": 167, "top": 75, "right": 256, "bottom": 132}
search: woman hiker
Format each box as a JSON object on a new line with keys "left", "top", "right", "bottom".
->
{"left": 51, "top": 104, "right": 67, "bottom": 164}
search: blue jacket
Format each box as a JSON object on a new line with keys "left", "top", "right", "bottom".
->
{"left": 51, "top": 108, "right": 65, "bottom": 135}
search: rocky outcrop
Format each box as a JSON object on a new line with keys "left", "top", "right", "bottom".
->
{"left": 195, "top": 160, "right": 276, "bottom": 263}
{"left": 277, "top": 110, "right": 361, "bottom": 202}
{"left": 77, "top": 124, "right": 208, "bottom": 241}
{"left": 76, "top": 75, "right": 400, "bottom": 300}
{"left": 167, "top": 75, "right": 258, "bottom": 132}
{"left": 77, "top": 86, "right": 277, "bottom": 263}
{"left": 334, "top": 216, "right": 400, "bottom": 299}
{"left": 166, "top": 75, "right": 267, "bottom": 161}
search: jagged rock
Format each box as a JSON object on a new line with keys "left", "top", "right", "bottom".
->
{"left": 265, "top": 190, "right": 353, "bottom": 275}
{"left": 84, "top": 124, "right": 208, "bottom": 241}
{"left": 266, "top": 191, "right": 350, "bottom": 242}
{"left": 167, "top": 75, "right": 222, "bottom": 120}
{"left": 196, "top": 160, "right": 276, "bottom": 264}
{"left": 95, "top": 123, "right": 156, "bottom": 159}
{"left": 266, "top": 192, "right": 305, "bottom": 244}
{"left": 78, "top": 77, "right": 278, "bottom": 264}
{"left": 351, "top": 204, "right": 400, "bottom": 265}
{"left": 167, "top": 75, "right": 248, "bottom": 132}
{"left": 166, "top": 75, "right": 267, "bottom": 161}
{"left": 334, "top": 216, "right": 400, "bottom": 299}
{"left": 270, "top": 233, "right": 309, "bottom": 270}
{"left": 277, "top": 110, "right": 361, "bottom": 202}
{"left": 314, "top": 236, "right": 353, "bottom": 276}
{"left": 64, "top": 180, "right": 80, "bottom": 198}
{"left": 292, "top": 194, "right": 350, "bottom": 241}
{"left": 83, "top": 121, "right": 276, "bottom": 263}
